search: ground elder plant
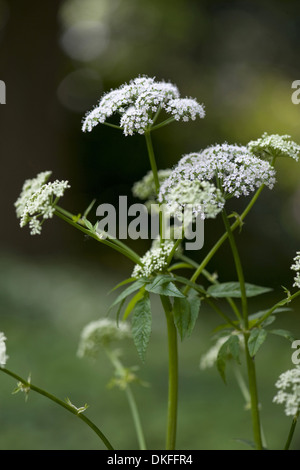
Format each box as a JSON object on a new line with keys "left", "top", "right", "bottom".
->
{"left": 2, "top": 75, "right": 300, "bottom": 450}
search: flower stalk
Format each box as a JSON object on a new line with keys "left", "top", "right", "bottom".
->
{"left": 160, "top": 295, "right": 178, "bottom": 450}
{"left": 1, "top": 367, "right": 114, "bottom": 450}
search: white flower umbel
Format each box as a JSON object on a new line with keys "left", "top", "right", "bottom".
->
{"left": 82, "top": 76, "right": 205, "bottom": 135}
{"left": 132, "top": 169, "right": 172, "bottom": 201}
{"left": 77, "top": 318, "right": 131, "bottom": 359}
{"left": 248, "top": 133, "right": 300, "bottom": 161}
{"left": 0, "top": 332, "right": 8, "bottom": 367}
{"left": 132, "top": 239, "right": 175, "bottom": 278}
{"left": 159, "top": 178, "right": 225, "bottom": 222}
{"left": 273, "top": 366, "right": 300, "bottom": 416}
{"left": 159, "top": 143, "right": 276, "bottom": 202}
{"left": 15, "top": 172, "right": 70, "bottom": 235}
{"left": 14, "top": 171, "right": 52, "bottom": 218}
{"left": 165, "top": 98, "right": 205, "bottom": 122}
{"left": 291, "top": 252, "right": 300, "bottom": 289}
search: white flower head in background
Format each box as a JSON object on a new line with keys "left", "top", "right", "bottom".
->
{"left": 132, "top": 169, "right": 172, "bottom": 201}
{"left": 199, "top": 336, "right": 229, "bottom": 370}
{"left": 291, "top": 252, "right": 300, "bottom": 289}
{"left": 199, "top": 333, "right": 244, "bottom": 370}
{"left": 159, "top": 144, "right": 276, "bottom": 206}
{"left": 77, "top": 318, "right": 131, "bottom": 359}
{"left": 248, "top": 133, "right": 300, "bottom": 161}
{"left": 273, "top": 366, "right": 300, "bottom": 416}
{"left": 15, "top": 171, "right": 70, "bottom": 235}
{"left": 82, "top": 75, "right": 205, "bottom": 135}
{"left": 0, "top": 332, "right": 8, "bottom": 367}
{"left": 132, "top": 239, "right": 175, "bottom": 278}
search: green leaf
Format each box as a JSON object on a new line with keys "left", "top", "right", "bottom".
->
{"left": 171, "top": 274, "right": 206, "bottom": 295}
{"left": 145, "top": 275, "right": 185, "bottom": 298}
{"left": 123, "top": 288, "right": 145, "bottom": 320}
{"left": 227, "top": 335, "right": 241, "bottom": 364}
{"left": 247, "top": 328, "right": 268, "bottom": 357}
{"left": 109, "top": 279, "right": 146, "bottom": 311}
{"left": 234, "top": 438, "right": 256, "bottom": 449}
{"left": 108, "top": 277, "right": 147, "bottom": 294}
{"left": 173, "top": 290, "right": 201, "bottom": 340}
{"left": 269, "top": 329, "right": 296, "bottom": 342}
{"left": 207, "top": 282, "right": 272, "bottom": 298}
{"left": 131, "top": 293, "right": 152, "bottom": 362}
{"left": 216, "top": 341, "right": 228, "bottom": 383}
{"left": 248, "top": 307, "right": 291, "bottom": 322}
{"left": 217, "top": 335, "right": 241, "bottom": 383}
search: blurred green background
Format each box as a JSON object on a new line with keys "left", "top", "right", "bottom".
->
{"left": 0, "top": 0, "right": 300, "bottom": 449}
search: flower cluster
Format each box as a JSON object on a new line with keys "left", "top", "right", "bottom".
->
{"left": 291, "top": 252, "right": 300, "bottom": 289}
{"left": 0, "top": 332, "right": 8, "bottom": 367}
{"left": 248, "top": 133, "right": 300, "bottom": 161}
{"left": 15, "top": 171, "right": 70, "bottom": 235}
{"left": 132, "top": 169, "right": 172, "bottom": 201}
{"left": 14, "top": 171, "right": 52, "bottom": 218}
{"left": 273, "top": 366, "right": 300, "bottom": 416}
{"left": 165, "top": 98, "right": 205, "bottom": 122}
{"left": 132, "top": 239, "right": 175, "bottom": 278}
{"left": 159, "top": 178, "right": 225, "bottom": 221}
{"left": 77, "top": 318, "right": 131, "bottom": 359}
{"left": 82, "top": 76, "right": 205, "bottom": 136}
{"left": 159, "top": 144, "right": 276, "bottom": 209}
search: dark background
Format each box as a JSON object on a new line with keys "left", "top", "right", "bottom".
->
{"left": 0, "top": 0, "right": 300, "bottom": 450}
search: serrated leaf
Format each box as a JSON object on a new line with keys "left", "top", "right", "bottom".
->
{"left": 131, "top": 294, "right": 152, "bottom": 362}
{"left": 269, "top": 329, "right": 296, "bottom": 342}
{"left": 145, "top": 275, "right": 185, "bottom": 297}
{"left": 207, "top": 282, "right": 272, "bottom": 299}
{"left": 173, "top": 290, "right": 201, "bottom": 340}
{"left": 247, "top": 328, "right": 267, "bottom": 357}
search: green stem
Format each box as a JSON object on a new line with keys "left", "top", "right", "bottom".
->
{"left": 104, "top": 350, "right": 147, "bottom": 450}
{"left": 144, "top": 131, "right": 166, "bottom": 243}
{"left": 160, "top": 295, "right": 178, "bottom": 450}
{"left": 221, "top": 209, "right": 263, "bottom": 450}
{"left": 233, "top": 363, "right": 251, "bottom": 406}
{"left": 177, "top": 253, "right": 242, "bottom": 323}
{"left": 167, "top": 237, "right": 184, "bottom": 266}
{"left": 243, "top": 333, "right": 263, "bottom": 450}
{"left": 144, "top": 131, "right": 160, "bottom": 194}
{"left": 205, "top": 298, "right": 241, "bottom": 330}
{"left": 54, "top": 208, "right": 142, "bottom": 266}
{"left": 284, "top": 408, "right": 300, "bottom": 450}
{"left": 221, "top": 209, "right": 248, "bottom": 326}
{"left": 184, "top": 185, "right": 265, "bottom": 295}
{"left": 150, "top": 117, "right": 176, "bottom": 132}
{"left": 255, "top": 290, "right": 300, "bottom": 328}
{"left": 0, "top": 367, "right": 114, "bottom": 450}
{"left": 102, "top": 121, "right": 122, "bottom": 130}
